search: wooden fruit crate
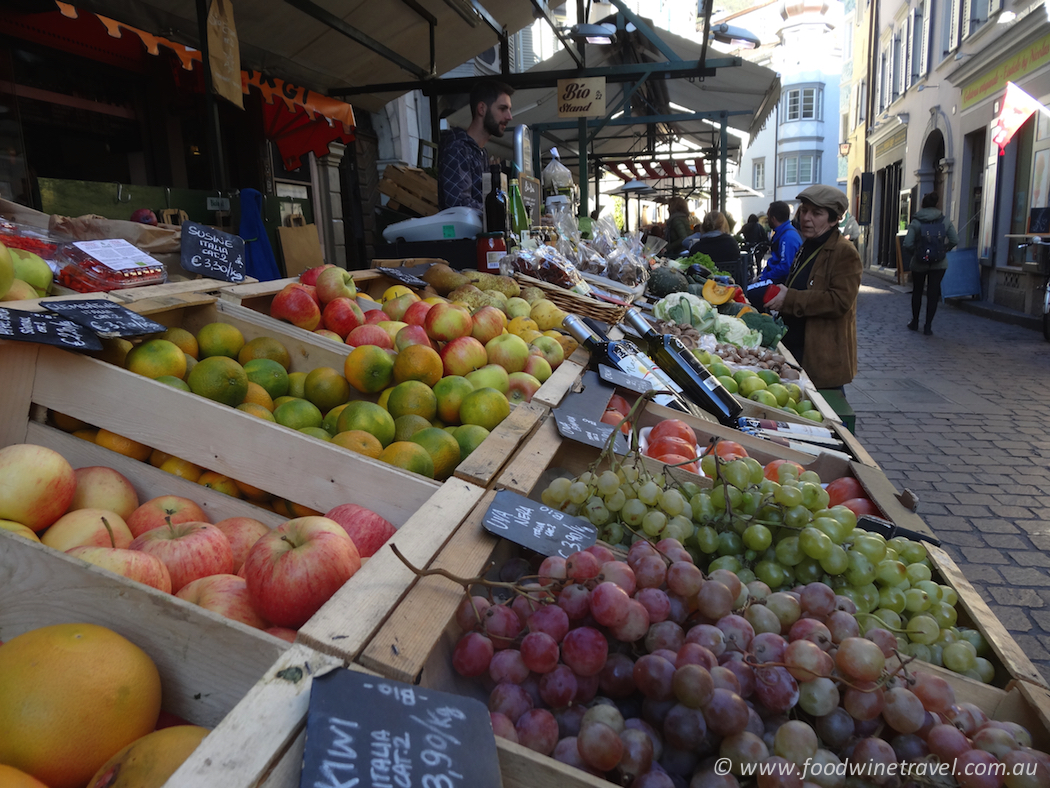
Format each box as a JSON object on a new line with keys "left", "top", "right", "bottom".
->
{"left": 378, "top": 164, "right": 439, "bottom": 216}
{"left": 217, "top": 270, "right": 437, "bottom": 312}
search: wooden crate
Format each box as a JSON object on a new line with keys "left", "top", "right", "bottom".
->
{"left": 378, "top": 164, "right": 439, "bottom": 216}
{"left": 217, "top": 270, "right": 438, "bottom": 312}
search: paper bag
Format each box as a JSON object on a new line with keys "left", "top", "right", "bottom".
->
{"left": 208, "top": 0, "right": 243, "bottom": 109}
{"left": 277, "top": 224, "right": 324, "bottom": 277}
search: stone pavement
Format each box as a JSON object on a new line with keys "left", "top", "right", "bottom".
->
{"left": 846, "top": 274, "right": 1050, "bottom": 682}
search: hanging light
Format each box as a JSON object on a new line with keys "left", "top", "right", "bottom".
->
{"left": 569, "top": 23, "right": 617, "bottom": 45}
{"left": 710, "top": 23, "right": 761, "bottom": 50}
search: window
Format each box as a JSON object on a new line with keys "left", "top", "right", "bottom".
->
{"left": 779, "top": 154, "right": 821, "bottom": 186}
{"left": 753, "top": 159, "right": 765, "bottom": 190}
{"left": 783, "top": 87, "right": 822, "bottom": 121}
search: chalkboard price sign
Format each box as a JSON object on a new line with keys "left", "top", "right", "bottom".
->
{"left": 599, "top": 363, "right": 653, "bottom": 394}
{"left": 41, "top": 299, "right": 167, "bottom": 338}
{"left": 0, "top": 307, "right": 103, "bottom": 351}
{"left": 376, "top": 266, "right": 429, "bottom": 289}
{"left": 483, "top": 489, "right": 597, "bottom": 557}
{"left": 180, "top": 221, "right": 246, "bottom": 282}
{"left": 300, "top": 668, "right": 502, "bottom": 788}
{"left": 553, "top": 406, "right": 629, "bottom": 454}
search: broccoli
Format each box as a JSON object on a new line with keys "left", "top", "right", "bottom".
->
{"left": 741, "top": 311, "right": 789, "bottom": 348}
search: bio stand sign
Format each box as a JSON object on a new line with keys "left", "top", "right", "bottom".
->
{"left": 557, "top": 77, "right": 606, "bottom": 118}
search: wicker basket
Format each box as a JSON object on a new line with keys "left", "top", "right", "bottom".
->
{"left": 515, "top": 273, "right": 628, "bottom": 325}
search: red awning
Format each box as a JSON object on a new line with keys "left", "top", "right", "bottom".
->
{"left": 605, "top": 158, "right": 707, "bottom": 181}
{"left": 262, "top": 100, "right": 355, "bottom": 171}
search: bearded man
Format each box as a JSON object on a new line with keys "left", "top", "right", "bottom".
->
{"left": 437, "top": 81, "right": 514, "bottom": 212}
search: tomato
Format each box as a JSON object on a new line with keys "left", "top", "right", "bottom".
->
{"left": 826, "top": 477, "right": 867, "bottom": 507}
{"left": 649, "top": 419, "right": 697, "bottom": 447}
{"left": 839, "top": 497, "right": 881, "bottom": 517}
{"left": 600, "top": 409, "right": 631, "bottom": 434}
{"left": 607, "top": 394, "right": 631, "bottom": 415}
{"left": 651, "top": 453, "right": 699, "bottom": 474}
{"left": 704, "top": 440, "right": 748, "bottom": 461}
{"left": 646, "top": 436, "right": 697, "bottom": 460}
{"left": 763, "top": 458, "right": 805, "bottom": 481}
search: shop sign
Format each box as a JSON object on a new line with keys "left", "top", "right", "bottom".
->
{"left": 874, "top": 127, "right": 908, "bottom": 159}
{"left": 518, "top": 175, "right": 541, "bottom": 226}
{"left": 557, "top": 77, "right": 606, "bottom": 117}
{"left": 858, "top": 172, "right": 875, "bottom": 225}
{"left": 961, "top": 33, "right": 1050, "bottom": 110}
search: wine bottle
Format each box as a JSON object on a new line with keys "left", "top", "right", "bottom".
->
{"left": 485, "top": 164, "right": 507, "bottom": 235}
{"left": 562, "top": 315, "right": 709, "bottom": 420}
{"left": 623, "top": 308, "right": 743, "bottom": 428}
{"left": 508, "top": 179, "right": 528, "bottom": 237}
{"left": 738, "top": 417, "right": 836, "bottom": 439}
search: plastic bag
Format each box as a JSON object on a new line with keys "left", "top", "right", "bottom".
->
{"left": 541, "top": 153, "right": 574, "bottom": 191}
{"left": 506, "top": 245, "right": 591, "bottom": 295}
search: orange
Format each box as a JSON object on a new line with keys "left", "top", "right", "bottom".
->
{"left": 234, "top": 478, "right": 271, "bottom": 502}
{"left": 160, "top": 326, "right": 199, "bottom": 359}
{"left": 378, "top": 441, "right": 435, "bottom": 478}
{"left": 187, "top": 356, "right": 249, "bottom": 406}
{"left": 198, "top": 471, "right": 241, "bottom": 497}
{"left": 73, "top": 428, "right": 99, "bottom": 443}
{"left": 86, "top": 725, "right": 209, "bottom": 788}
{"left": 393, "top": 414, "right": 432, "bottom": 442}
{"left": 0, "top": 623, "right": 162, "bottom": 788}
{"left": 331, "top": 429, "right": 384, "bottom": 458}
{"left": 453, "top": 424, "right": 489, "bottom": 459}
{"left": 433, "top": 375, "right": 474, "bottom": 425}
{"left": 159, "top": 456, "right": 203, "bottom": 482}
{"left": 392, "top": 344, "right": 443, "bottom": 387}
{"left": 336, "top": 401, "right": 396, "bottom": 447}
{"left": 243, "top": 381, "right": 275, "bottom": 411}
{"left": 273, "top": 398, "right": 323, "bottom": 430}
{"left": 125, "top": 339, "right": 187, "bottom": 380}
{"left": 272, "top": 498, "right": 322, "bottom": 518}
{"left": 95, "top": 429, "right": 152, "bottom": 461}
{"left": 155, "top": 375, "right": 191, "bottom": 392}
{"left": 287, "top": 371, "right": 308, "bottom": 398}
{"left": 92, "top": 337, "right": 133, "bottom": 367}
{"left": 410, "top": 427, "right": 461, "bottom": 481}
{"left": 243, "top": 358, "right": 289, "bottom": 400}
{"left": 196, "top": 322, "right": 245, "bottom": 359}
{"left": 377, "top": 387, "right": 394, "bottom": 411}
{"left": 0, "top": 764, "right": 49, "bottom": 787}
{"left": 322, "top": 403, "right": 349, "bottom": 435}
{"left": 273, "top": 395, "right": 298, "bottom": 409}
{"left": 236, "top": 402, "right": 277, "bottom": 421}
{"left": 238, "top": 335, "right": 291, "bottom": 369}
{"left": 300, "top": 426, "right": 333, "bottom": 441}
{"left": 50, "top": 410, "right": 91, "bottom": 432}
{"left": 149, "top": 448, "right": 173, "bottom": 468}
{"left": 458, "top": 387, "right": 510, "bottom": 431}
{"left": 386, "top": 380, "right": 437, "bottom": 422}
{"left": 304, "top": 366, "right": 351, "bottom": 414}
{"left": 344, "top": 345, "right": 395, "bottom": 394}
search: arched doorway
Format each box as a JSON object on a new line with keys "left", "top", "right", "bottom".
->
{"left": 920, "top": 130, "right": 946, "bottom": 204}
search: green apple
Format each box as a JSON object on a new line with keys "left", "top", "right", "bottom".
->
{"left": 466, "top": 364, "right": 510, "bottom": 395}
{"left": 0, "top": 242, "right": 13, "bottom": 299}
{"left": 749, "top": 389, "right": 779, "bottom": 408}
{"left": 10, "top": 249, "right": 53, "bottom": 296}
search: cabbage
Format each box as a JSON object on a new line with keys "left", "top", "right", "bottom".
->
{"left": 714, "top": 313, "right": 763, "bottom": 348}
{"left": 653, "top": 292, "right": 712, "bottom": 328}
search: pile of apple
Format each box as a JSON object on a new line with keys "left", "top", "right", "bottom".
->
{"left": 268, "top": 264, "right": 577, "bottom": 405}
{"left": 0, "top": 443, "right": 397, "bottom": 637}
{"left": 0, "top": 240, "right": 54, "bottom": 302}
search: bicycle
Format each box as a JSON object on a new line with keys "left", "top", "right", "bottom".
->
{"left": 1016, "top": 236, "right": 1050, "bottom": 341}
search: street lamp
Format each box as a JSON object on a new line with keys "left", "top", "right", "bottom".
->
{"left": 709, "top": 23, "right": 761, "bottom": 50}
{"left": 569, "top": 23, "right": 617, "bottom": 45}
{"left": 839, "top": 142, "right": 851, "bottom": 156}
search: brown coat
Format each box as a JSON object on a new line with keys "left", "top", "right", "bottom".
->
{"left": 781, "top": 230, "right": 862, "bottom": 389}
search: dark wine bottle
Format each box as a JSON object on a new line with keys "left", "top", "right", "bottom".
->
{"left": 623, "top": 308, "right": 743, "bottom": 427}
{"left": 485, "top": 164, "right": 507, "bottom": 235}
{"left": 562, "top": 315, "right": 710, "bottom": 420}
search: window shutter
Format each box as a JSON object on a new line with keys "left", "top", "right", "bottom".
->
{"left": 949, "top": 0, "right": 959, "bottom": 52}
{"left": 920, "top": 1, "right": 930, "bottom": 75}
{"left": 907, "top": 10, "right": 917, "bottom": 83}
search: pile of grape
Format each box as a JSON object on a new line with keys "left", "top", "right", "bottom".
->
{"left": 537, "top": 419, "right": 986, "bottom": 680}
{"left": 450, "top": 541, "right": 1048, "bottom": 787}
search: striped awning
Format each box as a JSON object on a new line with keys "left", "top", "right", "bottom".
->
{"left": 604, "top": 158, "right": 708, "bottom": 181}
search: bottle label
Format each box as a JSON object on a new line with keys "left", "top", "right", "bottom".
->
{"left": 485, "top": 250, "right": 507, "bottom": 271}
{"left": 738, "top": 417, "right": 834, "bottom": 438}
{"left": 610, "top": 345, "right": 682, "bottom": 409}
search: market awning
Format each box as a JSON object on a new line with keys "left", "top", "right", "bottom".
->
{"left": 605, "top": 158, "right": 708, "bottom": 181}
{"left": 63, "top": 0, "right": 537, "bottom": 113}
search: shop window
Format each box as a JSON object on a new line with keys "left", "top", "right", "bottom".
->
{"left": 784, "top": 87, "right": 821, "bottom": 122}
{"left": 753, "top": 159, "right": 765, "bottom": 190}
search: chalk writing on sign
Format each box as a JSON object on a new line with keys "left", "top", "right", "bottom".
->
{"left": 483, "top": 489, "right": 597, "bottom": 558}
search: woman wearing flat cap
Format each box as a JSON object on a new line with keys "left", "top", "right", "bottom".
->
{"left": 765, "top": 185, "right": 862, "bottom": 390}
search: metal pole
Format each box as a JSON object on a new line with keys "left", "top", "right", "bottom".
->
{"left": 576, "top": 0, "right": 588, "bottom": 220}
{"left": 719, "top": 119, "right": 728, "bottom": 213}
{"left": 196, "top": 0, "right": 227, "bottom": 191}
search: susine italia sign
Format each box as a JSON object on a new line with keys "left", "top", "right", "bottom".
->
{"left": 557, "top": 78, "right": 607, "bottom": 118}
{"left": 962, "top": 33, "right": 1050, "bottom": 110}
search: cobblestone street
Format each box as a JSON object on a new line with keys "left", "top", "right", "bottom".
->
{"left": 847, "top": 275, "right": 1050, "bottom": 682}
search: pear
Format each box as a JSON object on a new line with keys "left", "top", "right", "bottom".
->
{"left": 10, "top": 249, "right": 53, "bottom": 297}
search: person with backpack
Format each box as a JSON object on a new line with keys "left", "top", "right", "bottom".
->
{"left": 902, "top": 192, "right": 959, "bottom": 335}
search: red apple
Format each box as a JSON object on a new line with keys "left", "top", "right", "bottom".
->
{"left": 130, "top": 208, "right": 159, "bottom": 226}
{"left": 299, "top": 264, "right": 336, "bottom": 287}
{"left": 266, "top": 626, "right": 298, "bottom": 642}
{"left": 213, "top": 516, "right": 271, "bottom": 572}
{"left": 41, "top": 508, "right": 133, "bottom": 551}
{"left": 402, "top": 300, "right": 433, "bottom": 327}
{"left": 244, "top": 516, "right": 361, "bottom": 628}
{"left": 440, "top": 336, "right": 489, "bottom": 377}
{"left": 127, "top": 495, "right": 209, "bottom": 538}
{"left": 382, "top": 292, "right": 420, "bottom": 322}
{"left": 176, "top": 574, "right": 270, "bottom": 629}
{"left": 69, "top": 466, "right": 139, "bottom": 521}
{"left": 271, "top": 283, "right": 322, "bottom": 330}
{"left": 130, "top": 520, "right": 234, "bottom": 593}
{"left": 0, "top": 443, "right": 77, "bottom": 532}
{"left": 323, "top": 297, "right": 365, "bottom": 338}
{"left": 528, "top": 335, "right": 565, "bottom": 370}
{"left": 485, "top": 333, "right": 531, "bottom": 373}
{"left": 471, "top": 306, "right": 508, "bottom": 344}
{"left": 395, "top": 324, "right": 435, "bottom": 352}
{"left": 507, "top": 371, "right": 542, "bottom": 404}
{"left": 324, "top": 503, "right": 397, "bottom": 558}
{"left": 523, "top": 353, "right": 553, "bottom": 383}
{"left": 313, "top": 329, "right": 344, "bottom": 342}
{"left": 0, "top": 519, "right": 40, "bottom": 542}
{"left": 424, "top": 302, "right": 473, "bottom": 342}
{"left": 346, "top": 324, "right": 394, "bottom": 349}
{"left": 67, "top": 544, "right": 173, "bottom": 593}
{"left": 376, "top": 320, "right": 408, "bottom": 344}
{"left": 364, "top": 309, "right": 388, "bottom": 325}
{"left": 315, "top": 267, "right": 358, "bottom": 305}
{"left": 303, "top": 285, "right": 320, "bottom": 306}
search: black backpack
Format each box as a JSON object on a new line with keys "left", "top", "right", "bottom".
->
{"left": 916, "top": 219, "right": 948, "bottom": 264}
